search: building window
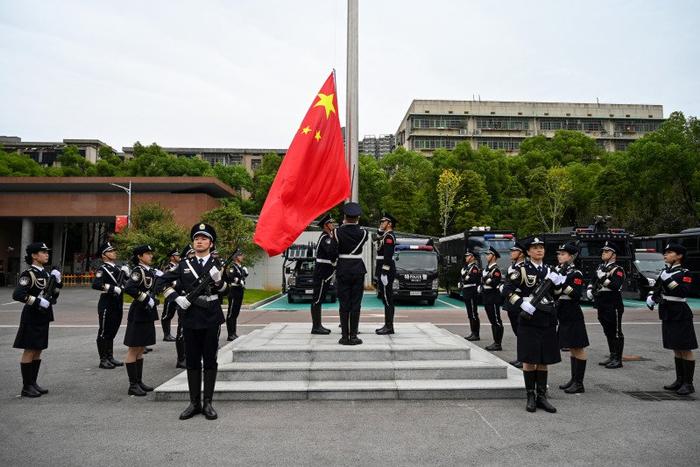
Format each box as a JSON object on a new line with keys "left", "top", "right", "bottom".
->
{"left": 475, "top": 117, "right": 529, "bottom": 131}
{"left": 477, "top": 138, "right": 522, "bottom": 152}
{"left": 614, "top": 140, "right": 631, "bottom": 151}
{"left": 539, "top": 118, "right": 603, "bottom": 132}
{"left": 251, "top": 158, "right": 262, "bottom": 171}
{"left": 613, "top": 119, "right": 661, "bottom": 134}
{"left": 411, "top": 137, "right": 458, "bottom": 150}
{"left": 410, "top": 116, "right": 466, "bottom": 130}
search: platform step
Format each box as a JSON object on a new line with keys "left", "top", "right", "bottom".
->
{"left": 231, "top": 346, "right": 470, "bottom": 362}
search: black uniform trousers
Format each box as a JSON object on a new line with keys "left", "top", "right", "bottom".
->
{"left": 462, "top": 288, "right": 479, "bottom": 326}
{"left": 226, "top": 287, "right": 244, "bottom": 336}
{"left": 595, "top": 292, "right": 624, "bottom": 341}
{"left": 379, "top": 271, "right": 395, "bottom": 324}
{"left": 483, "top": 292, "right": 503, "bottom": 342}
{"left": 161, "top": 298, "right": 177, "bottom": 335}
{"left": 97, "top": 295, "right": 123, "bottom": 342}
{"left": 337, "top": 273, "right": 364, "bottom": 314}
{"left": 312, "top": 275, "right": 332, "bottom": 305}
{"left": 184, "top": 326, "right": 220, "bottom": 370}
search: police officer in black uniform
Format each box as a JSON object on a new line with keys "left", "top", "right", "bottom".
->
{"left": 335, "top": 202, "right": 368, "bottom": 345}
{"left": 92, "top": 242, "right": 128, "bottom": 369}
{"left": 553, "top": 242, "right": 589, "bottom": 394}
{"left": 376, "top": 213, "right": 397, "bottom": 335}
{"left": 123, "top": 245, "right": 159, "bottom": 397}
{"left": 587, "top": 241, "right": 626, "bottom": 369}
{"left": 460, "top": 250, "right": 481, "bottom": 341}
{"left": 173, "top": 244, "right": 195, "bottom": 368}
{"left": 158, "top": 223, "right": 228, "bottom": 420}
{"left": 13, "top": 242, "right": 62, "bottom": 398}
{"left": 225, "top": 250, "right": 248, "bottom": 340}
{"left": 647, "top": 243, "right": 697, "bottom": 395}
{"left": 160, "top": 248, "right": 181, "bottom": 342}
{"left": 481, "top": 246, "right": 504, "bottom": 351}
{"left": 503, "top": 242, "right": 526, "bottom": 368}
{"left": 310, "top": 214, "right": 337, "bottom": 335}
{"left": 504, "top": 237, "right": 560, "bottom": 413}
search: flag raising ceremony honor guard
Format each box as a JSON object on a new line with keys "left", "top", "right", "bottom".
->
{"left": 13, "top": 242, "right": 62, "bottom": 398}
{"left": 310, "top": 213, "right": 337, "bottom": 334}
{"left": 91, "top": 242, "right": 126, "bottom": 369}
{"left": 158, "top": 223, "right": 228, "bottom": 420}
{"left": 503, "top": 241, "right": 527, "bottom": 368}
{"left": 160, "top": 248, "right": 181, "bottom": 342}
{"left": 375, "top": 213, "right": 397, "bottom": 335}
{"left": 481, "top": 246, "right": 504, "bottom": 351}
{"left": 225, "top": 250, "right": 248, "bottom": 341}
{"left": 460, "top": 250, "right": 481, "bottom": 341}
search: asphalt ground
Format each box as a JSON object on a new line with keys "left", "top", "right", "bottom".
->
{"left": 1, "top": 287, "right": 699, "bottom": 466}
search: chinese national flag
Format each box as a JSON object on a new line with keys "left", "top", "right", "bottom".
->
{"left": 254, "top": 72, "right": 349, "bottom": 256}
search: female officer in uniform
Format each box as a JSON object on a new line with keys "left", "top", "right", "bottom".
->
{"left": 481, "top": 246, "right": 504, "bottom": 351}
{"left": 13, "top": 242, "right": 62, "bottom": 397}
{"left": 123, "top": 245, "right": 159, "bottom": 397}
{"left": 553, "top": 242, "right": 589, "bottom": 394}
{"left": 647, "top": 243, "right": 696, "bottom": 395}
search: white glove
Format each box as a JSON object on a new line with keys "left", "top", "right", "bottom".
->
{"left": 380, "top": 274, "right": 388, "bottom": 286}
{"left": 155, "top": 269, "right": 164, "bottom": 277}
{"left": 209, "top": 266, "right": 222, "bottom": 282}
{"left": 148, "top": 297, "right": 155, "bottom": 308}
{"left": 520, "top": 301, "right": 536, "bottom": 314}
{"left": 660, "top": 270, "right": 673, "bottom": 281}
{"left": 646, "top": 296, "right": 656, "bottom": 308}
{"left": 586, "top": 288, "right": 594, "bottom": 301}
{"left": 113, "top": 286, "right": 122, "bottom": 295}
{"left": 477, "top": 285, "right": 483, "bottom": 294}
{"left": 458, "top": 282, "right": 463, "bottom": 289}
{"left": 546, "top": 271, "right": 565, "bottom": 285}
{"left": 50, "top": 269, "right": 62, "bottom": 283}
{"left": 120, "top": 265, "right": 130, "bottom": 274}
{"left": 38, "top": 297, "right": 50, "bottom": 309}
{"left": 175, "top": 296, "right": 191, "bottom": 310}
{"left": 596, "top": 269, "right": 606, "bottom": 279}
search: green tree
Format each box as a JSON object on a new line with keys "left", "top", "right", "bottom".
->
{"left": 201, "top": 200, "right": 260, "bottom": 264}
{"left": 452, "top": 169, "right": 491, "bottom": 232}
{"left": 56, "top": 145, "right": 94, "bottom": 176}
{"left": 0, "top": 148, "right": 46, "bottom": 176}
{"left": 250, "top": 153, "right": 283, "bottom": 213}
{"left": 528, "top": 166, "right": 574, "bottom": 232}
{"left": 437, "top": 169, "right": 462, "bottom": 236}
{"left": 358, "top": 154, "right": 388, "bottom": 224}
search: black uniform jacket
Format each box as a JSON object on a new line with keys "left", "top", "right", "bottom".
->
{"left": 124, "top": 265, "right": 159, "bottom": 323}
{"left": 335, "top": 223, "right": 368, "bottom": 276}
{"left": 376, "top": 231, "right": 396, "bottom": 276}
{"left": 652, "top": 264, "right": 694, "bottom": 321}
{"left": 503, "top": 260, "right": 554, "bottom": 327}
{"left": 13, "top": 265, "right": 62, "bottom": 325}
{"left": 314, "top": 231, "right": 338, "bottom": 280}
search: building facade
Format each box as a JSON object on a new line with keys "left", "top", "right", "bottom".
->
{"left": 395, "top": 100, "right": 664, "bottom": 154}
{"left": 359, "top": 134, "right": 395, "bottom": 158}
{"left": 121, "top": 146, "right": 286, "bottom": 173}
{"left": 0, "top": 136, "right": 114, "bottom": 165}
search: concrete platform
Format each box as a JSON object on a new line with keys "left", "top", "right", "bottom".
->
{"left": 154, "top": 323, "right": 523, "bottom": 401}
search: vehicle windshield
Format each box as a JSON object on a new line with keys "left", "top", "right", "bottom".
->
{"left": 635, "top": 253, "right": 665, "bottom": 274}
{"left": 467, "top": 237, "right": 514, "bottom": 253}
{"left": 296, "top": 261, "right": 315, "bottom": 273}
{"left": 394, "top": 251, "right": 438, "bottom": 271}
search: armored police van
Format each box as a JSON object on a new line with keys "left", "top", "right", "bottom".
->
{"left": 282, "top": 243, "right": 337, "bottom": 304}
{"left": 384, "top": 237, "right": 440, "bottom": 305}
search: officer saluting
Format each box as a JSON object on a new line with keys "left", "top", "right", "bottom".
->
{"left": 158, "top": 223, "right": 228, "bottom": 420}
{"left": 460, "top": 250, "right": 481, "bottom": 341}
{"left": 481, "top": 246, "right": 504, "bottom": 351}
{"left": 92, "top": 242, "right": 128, "bottom": 369}
{"left": 310, "top": 213, "right": 337, "bottom": 335}
{"left": 647, "top": 243, "right": 697, "bottom": 395}
{"left": 335, "top": 202, "right": 369, "bottom": 345}
{"left": 13, "top": 242, "right": 62, "bottom": 398}
{"left": 160, "top": 248, "right": 181, "bottom": 342}
{"left": 225, "top": 250, "right": 248, "bottom": 340}
{"left": 375, "top": 213, "right": 397, "bottom": 335}
{"left": 587, "top": 241, "right": 625, "bottom": 369}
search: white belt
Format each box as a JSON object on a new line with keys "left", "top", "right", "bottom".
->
{"left": 198, "top": 294, "right": 219, "bottom": 302}
{"left": 463, "top": 284, "right": 477, "bottom": 288}
{"left": 661, "top": 295, "right": 687, "bottom": 303}
{"left": 483, "top": 285, "right": 494, "bottom": 290}
{"left": 523, "top": 296, "right": 533, "bottom": 302}
{"left": 557, "top": 295, "right": 572, "bottom": 301}
{"left": 316, "top": 258, "right": 337, "bottom": 265}
{"left": 339, "top": 254, "right": 363, "bottom": 259}
{"left": 598, "top": 287, "right": 617, "bottom": 292}
{"left": 376, "top": 256, "right": 384, "bottom": 260}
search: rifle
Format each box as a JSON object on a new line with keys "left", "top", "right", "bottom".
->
{"left": 530, "top": 263, "right": 573, "bottom": 314}
{"left": 646, "top": 273, "right": 664, "bottom": 310}
{"left": 39, "top": 266, "right": 61, "bottom": 305}
{"left": 185, "top": 247, "right": 239, "bottom": 304}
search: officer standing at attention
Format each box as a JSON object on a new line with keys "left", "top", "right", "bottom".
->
{"left": 553, "top": 242, "right": 589, "bottom": 394}
{"left": 647, "top": 243, "right": 696, "bottom": 395}
{"left": 160, "top": 248, "right": 181, "bottom": 342}
{"left": 504, "top": 237, "right": 560, "bottom": 413}
{"left": 586, "top": 241, "right": 626, "bottom": 369}
{"left": 460, "top": 250, "right": 481, "bottom": 341}
{"left": 335, "top": 202, "right": 368, "bottom": 345}
{"left": 13, "top": 242, "right": 62, "bottom": 398}
{"left": 502, "top": 242, "right": 526, "bottom": 368}
{"left": 376, "top": 213, "right": 397, "bottom": 335}
{"left": 225, "top": 250, "right": 248, "bottom": 341}
{"left": 92, "top": 242, "right": 128, "bottom": 369}
{"left": 123, "top": 245, "right": 160, "bottom": 397}
{"left": 158, "top": 223, "right": 228, "bottom": 420}
{"left": 173, "top": 244, "right": 195, "bottom": 369}
{"left": 310, "top": 214, "right": 337, "bottom": 334}
{"left": 481, "top": 246, "right": 504, "bottom": 351}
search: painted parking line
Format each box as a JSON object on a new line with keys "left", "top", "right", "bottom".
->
{"left": 436, "top": 298, "right": 462, "bottom": 310}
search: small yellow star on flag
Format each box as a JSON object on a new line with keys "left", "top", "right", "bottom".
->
{"left": 301, "top": 126, "right": 311, "bottom": 135}
{"left": 314, "top": 130, "right": 322, "bottom": 141}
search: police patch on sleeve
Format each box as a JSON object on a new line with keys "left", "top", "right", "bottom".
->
{"left": 131, "top": 271, "right": 141, "bottom": 281}
{"left": 19, "top": 275, "right": 30, "bottom": 286}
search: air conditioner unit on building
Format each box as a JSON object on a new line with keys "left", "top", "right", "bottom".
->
{"left": 473, "top": 129, "right": 481, "bottom": 135}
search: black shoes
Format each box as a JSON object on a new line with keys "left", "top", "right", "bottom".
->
{"left": 20, "top": 362, "right": 41, "bottom": 398}
{"left": 227, "top": 334, "right": 239, "bottom": 341}
{"left": 524, "top": 371, "right": 536, "bottom": 413}
{"left": 163, "top": 334, "right": 177, "bottom": 342}
{"left": 176, "top": 359, "right": 187, "bottom": 369}
{"left": 465, "top": 333, "right": 480, "bottom": 341}
{"left": 31, "top": 360, "right": 48, "bottom": 394}
{"left": 97, "top": 339, "right": 115, "bottom": 369}
{"left": 348, "top": 336, "right": 363, "bottom": 345}
{"left": 564, "top": 358, "right": 586, "bottom": 394}
{"left": 311, "top": 328, "right": 331, "bottom": 335}
{"left": 676, "top": 359, "right": 695, "bottom": 396}
{"left": 180, "top": 369, "right": 202, "bottom": 420}
{"left": 485, "top": 343, "right": 502, "bottom": 351}
{"left": 375, "top": 325, "right": 394, "bottom": 335}
{"left": 106, "top": 341, "right": 123, "bottom": 367}
{"left": 136, "top": 359, "right": 154, "bottom": 392}
{"left": 535, "top": 370, "right": 557, "bottom": 413}
{"left": 144, "top": 347, "right": 153, "bottom": 354}
{"left": 664, "top": 357, "right": 684, "bottom": 391}
{"left": 559, "top": 356, "right": 576, "bottom": 390}
{"left": 509, "top": 360, "right": 523, "bottom": 369}
{"left": 338, "top": 336, "right": 351, "bottom": 345}
{"left": 202, "top": 367, "right": 218, "bottom": 420}
{"left": 126, "top": 362, "right": 147, "bottom": 396}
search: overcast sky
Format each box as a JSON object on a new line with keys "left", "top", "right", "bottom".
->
{"left": 1, "top": 0, "right": 698, "bottom": 151}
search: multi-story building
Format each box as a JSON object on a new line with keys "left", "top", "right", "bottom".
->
{"left": 395, "top": 100, "right": 664, "bottom": 154}
{"left": 360, "top": 134, "right": 395, "bottom": 158}
{"left": 121, "top": 146, "right": 286, "bottom": 173}
{"left": 0, "top": 136, "right": 114, "bottom": 165}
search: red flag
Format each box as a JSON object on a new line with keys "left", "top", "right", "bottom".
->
{"left": 254, "top": 72, "right": 349, "bottom": 256}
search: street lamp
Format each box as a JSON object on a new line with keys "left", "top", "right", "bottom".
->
{"left": 110, "top": 181, "right": 132, "bottom": 227}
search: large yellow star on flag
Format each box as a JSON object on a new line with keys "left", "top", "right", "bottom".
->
{"left": 313, "top": 93, "right": 336, "bottom": 119}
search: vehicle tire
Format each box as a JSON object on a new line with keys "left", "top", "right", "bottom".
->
{"left": 427, "top": 299, "right": 436, "bottom": 306}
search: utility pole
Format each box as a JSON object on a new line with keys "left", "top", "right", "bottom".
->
{"left": 346, "top": 0, "right": 359, "bottom": 202}
{"left": 110, "top": 180, "right": 132, "bottom": 227}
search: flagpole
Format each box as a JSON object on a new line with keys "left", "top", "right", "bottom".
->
{"left": 346, "top": 0, "right": 359, "bottom": 202}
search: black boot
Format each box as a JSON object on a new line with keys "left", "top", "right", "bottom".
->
{"left": 535, "top": 370, "right": 557, "bottom": 413}
{"left": 509, "top": 359, "right": 523, "bottom": 369}
{"left": 599, "top": 336, "right": 614, "bottom": 366}
{"left": 176, "top": 338, "right": 187, "bottom": 369}
{"left": 559, "top": 356, "right": 576, "bottom": 390}
{"left": 126, "top": 362, "right": 146, "bottom": 396}
{"left": 605, "top": 337, "right": 623, "bottom": 369}
{"left": 180, "top": 369, "right": 202, "bottom": 420}
{"left": 21, "top": 362, "right": 41, "bottom": 398}
{"left": 106, "top": 340, "right": 123, "bottom": 367}
{"left": 664, "top": 357, "right": 684, "bottom": 391}
{"left": 202, "top": 366, "right": 218, "bottom": 420}
{"left": 465, "top": 319, "right": 480, "bottom": 341}
{"left": 349, "top": 312, "right": 363, "bottom": 345}
{"left": 226, "top": 312, "right": 238, "bottom": 341}
{"left": 338, "top": 311, "right": 351, "bottom": 345}
{"left": 311, "top": 304, "right": 331, "bottom": 335}
{"left": 485, "top": 325, "right": 503, "bottom": 350}
{"left": 677, "top": 359, "right": 696, "bottom": 396}
{"left": 162, "top": 319, "right": 175, "bottom": 341}
{"left": 524, "top": 371, "right": 536, "bottom": 413}
{"left": 97, "top": 339, "right": 115, "bottom": 369}
{"left": 565, "top": 359, "right": 586, "bottom": 394}
{"left": 136, "top": 358, "right": 154, "bottom": 392}
{"left": 31, "top": 359, "right": 49, "bottom": 394}
{"left": 376, "top": 306, "right": 395, "bottom": 335}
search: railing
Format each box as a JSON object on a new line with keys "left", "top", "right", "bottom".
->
{"left": 62, "top": 273, "right": 95, "bottom": 287}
